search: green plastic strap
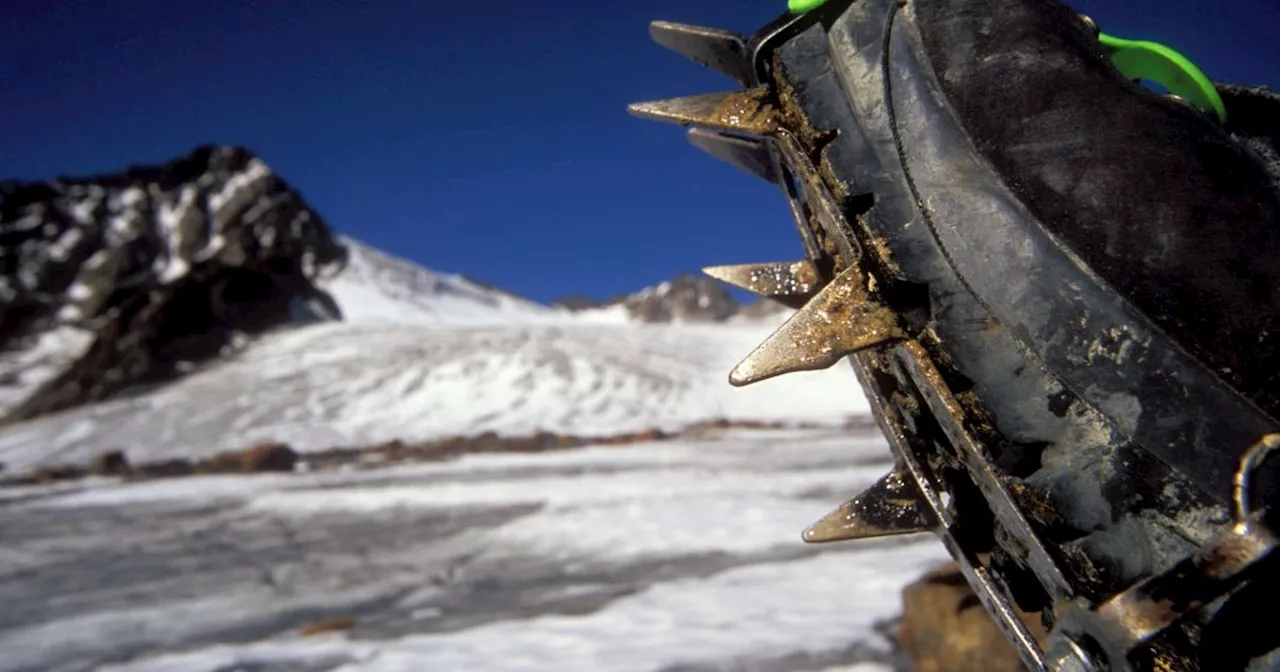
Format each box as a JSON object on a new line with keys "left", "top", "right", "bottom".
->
{"left": 787, "top": 0, "right": 828, "bottom": 13}
{"left": 1098, "top": 33, "right": 1227, "bottom": 124}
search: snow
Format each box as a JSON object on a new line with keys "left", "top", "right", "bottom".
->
{"left": 70, "top": 198, "right": 98, "bottom": 224}
{"left": 47, "top": 226, "right": 83, "bottom": 262}
{"left": 322, "top": 236, "right": 566, "bottom": 327}
{"left": 0, "top": 231, "right": 928, "bottom": 671}
{"left": 1, "top": 427, "right": 945, "bottom": 672}
{"left": 208, "top": 158, "right": 271, "bottom": 215}
{"left": 155, "top": 185, "right": 202, "bottom": 283}
{"left": 0, "top": 319, "right": 867, "bottom": 472}
{"left": 0, "top": 232, "right": 940, "bottom": 672}
{"left": 26, "top": 428, "right": 887, "bottom": 509}
{"left": 66, "top": 282, "right": 93, "bottom": 301}
{"left": 105, "top": 212, "right": 139, "bottom": 247}
{"left": 571, "top": 304, "right": 633, "bottom": 324}
{"left": 112, "top": 186, "right": 146, "bottom": 210}
{"left": 94, "top": 548, "right": 937, "bottom": 672}
{"left": 0, "top": 232, "right": 870, "bottom": 471}
{"left": 0, "top": 327, "right": 94, "bottom": 413}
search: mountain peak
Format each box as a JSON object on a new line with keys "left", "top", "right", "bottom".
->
{"left": 552, "top": 273, "right": 789, "bottom": 324}
{"left": 321, "top": 236, "right": 561, "bottom": 327}
{"left": 0, "top": 144, "right": 346, "bottom": 421}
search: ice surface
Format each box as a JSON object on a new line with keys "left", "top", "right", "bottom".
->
{"left": 1, "top": 428, "right": 945, "bottom": 672}
{"left": 95, "top": 548, "right": 940, "bottom": 672}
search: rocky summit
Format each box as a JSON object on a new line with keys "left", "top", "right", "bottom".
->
{"left": 554, "top": 273, "right": 789, "bottom": 323}
{"left": 0, "top": 145, "right": 347, "bottom": 422}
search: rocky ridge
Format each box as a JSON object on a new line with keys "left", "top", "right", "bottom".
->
{"left": 0, "top": 145, "right": 346, "bottom": 421}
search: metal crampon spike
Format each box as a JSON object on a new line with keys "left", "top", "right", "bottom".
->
{"left": 728, "top": 263, "right": 903, "bottom": 386}
{"left": 802, "top": 466, "right": 937, "bottom": 543}
{"left": 686, "top": 128, "right": 779, "bottom": 184}
{"left": 702, "top": 260, "right": 819, "bottom": 309}
{"left": 648, "top": 21, "right": 754, "bottom": 85}
{"left": 626, "top": 89, "right": 780, "bottom": 137}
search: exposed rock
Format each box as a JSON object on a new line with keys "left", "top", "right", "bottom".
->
{"left": 91, "top": 450, "right": 130, "bottom": 476}
{"left": 549, "top": 294, "right": 613, "bottom": 312}
{"left": 193, "top": 441, "right": 297, "bottom": 474}
{"left": 621, "top": 274, "right": 737, "bottom": 322}
{"left": 617, "top": 427, "right": 670, "bottom": 443}
{"left": 298, "top": 615, "right": 356, "bottom": 637}
{"left": 239, "top": 441, "right": 298, "bottom": 472}
{"left": 32, "top": 464, "right": 86, "bottom": 483}
{"left": 0, "top": 419, "right": 856, "bottom": 487}
{"left": 133, "top": 458, "right": 195, "bottom": 479}
{"left": 0, "top": 145, "right": 347, "bottom": 423}
{"left": 193, "top": 451, "right": 244, "bottom": 475}
{"left": 897, "top": 562, "right": 1047, "bottom": 672}
{"left": 553, "top": 273, "right": 791, "bottom": 323}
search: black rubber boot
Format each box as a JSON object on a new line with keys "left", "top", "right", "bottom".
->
{"left": 634, "top": 0, "right": 1280, "bottom": 669}
{"left": 780, "top": 0, "right": 1280, "bottom": 500}
{"left": 775, "top": 0, "right": 1280, "bottom": 667}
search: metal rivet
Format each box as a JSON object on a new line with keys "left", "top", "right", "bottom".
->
{"left": 1079, "top": 14, "right": 1100, "bottom": 38}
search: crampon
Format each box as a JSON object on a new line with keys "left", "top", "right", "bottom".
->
{"left": 629, "top": 0, "right": 1280, "bottom": 670}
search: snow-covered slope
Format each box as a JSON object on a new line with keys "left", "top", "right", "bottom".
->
{"left": 1, "top": 427, "right": 943, "bottom": 672}
{"left": 0, "top": 220, "right": 871, "bottom": 473}
{"left": 0, "top": 318, "right": 868, "bottom": 471}
{"left": 322, "top": 236, "right": 566, "bottom": 326}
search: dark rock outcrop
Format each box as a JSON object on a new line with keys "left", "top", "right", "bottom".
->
{"left": 623, "top": 273, "right": 738, "bottom": 322}
{"left": 238, "top": 441, "right": 298, "bottom": 473}
{"left": 299, "top": 615, "right": 357, "bottom": 637}
{"left": 0, "top": 145, "right": 347, "bottom": 422}
{"left": 0, "top": 418, "right": 845, "bottom": 486}
{"left": 550, "top": 294, "right": 609, "bottom": 312}
{"left": 897, "top": 562, "right": 1047, "bottom": 672}
{"left": 91, "top": 450, "right": 130, "bottom": 476}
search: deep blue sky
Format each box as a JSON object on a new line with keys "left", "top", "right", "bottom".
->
{"left": 4, "top": 0, "right": 1277, "bottom": 303}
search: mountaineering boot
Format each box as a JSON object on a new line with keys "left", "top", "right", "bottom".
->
{"left": 631, "top": 0, "right": 1280, "bottom": 670}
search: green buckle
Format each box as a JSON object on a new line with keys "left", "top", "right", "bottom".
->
{"left": 1099, "top": 33, "right": 1227, "bottom": 124}
{"left": 787, "top": 0, "right": 828, "bottom": 13}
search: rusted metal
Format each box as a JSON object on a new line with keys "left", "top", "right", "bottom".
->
{"left": 1045, "top": 635, "right": 1098, "bottom": 672}
{"left": 702, "top": 260, "right": 820, "bottom": 308}
{"left": 775, "top": 151, "right": 826, "bottom": 261}
{"left": 771, "top": 131, "right": 863, "bottom": 264}
{"left": 727, "top": 262, "right": 903, "bottom": 386}
{"left": 1059, "top": 517, "right": 1277, "bottom": 671}
{"left": 802, "top": 464, "right": 937, "bottom": 543}
{"left": 1054, "top": 435, "right": 1280, "bottom": 671}
{"left": 1234, "top": 433, "right": 1280, "bottom": 521}
{"left": 626, "top": 88, "right": 781, "bottom": 136}
{"left": 850, "top": 345, "right": 1049, "bottom": 672}
{"left": 686, "top": 128, "right": 779, "bottom": 184}
{"left": 648, "top": 21, "right": 754, "bottom": 85}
